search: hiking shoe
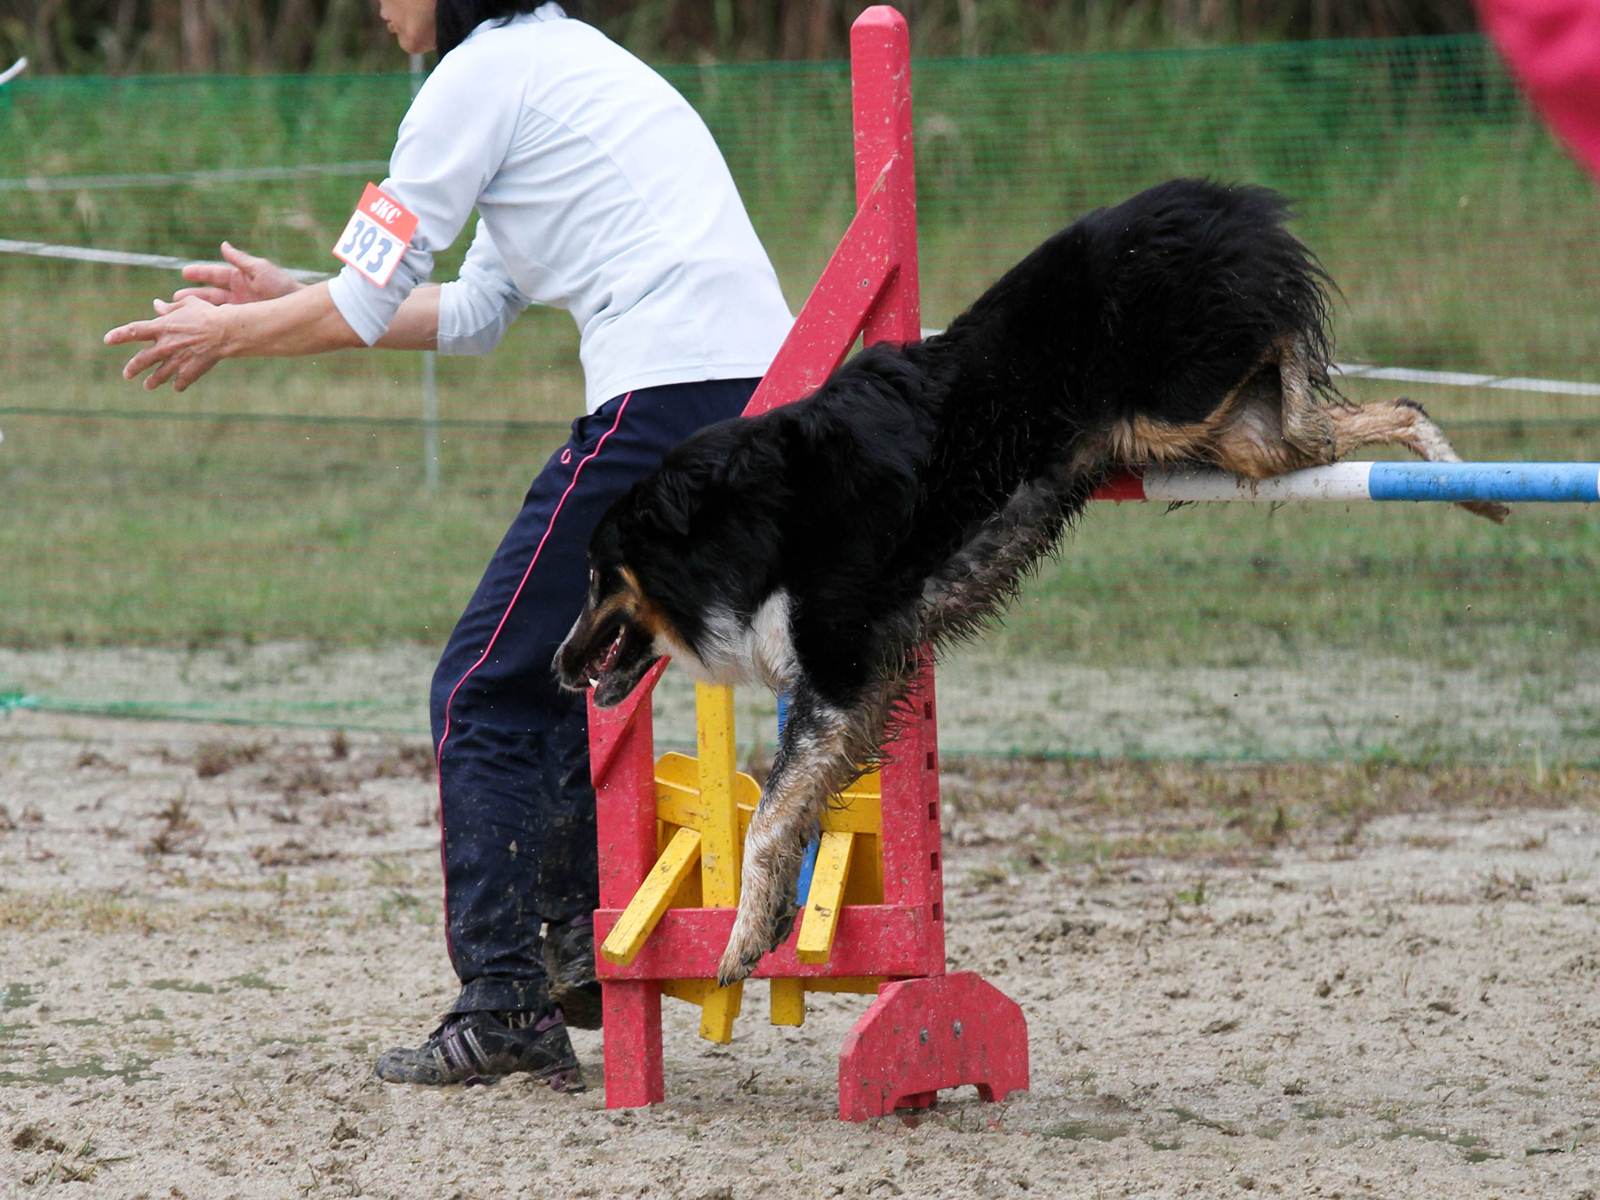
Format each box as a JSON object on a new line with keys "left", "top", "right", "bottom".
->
{"left": 374, "top": 1009, "right": 584, "bottom": 1090}
{"left": 543, "top": 917, "right": 603, "bottom": 1030}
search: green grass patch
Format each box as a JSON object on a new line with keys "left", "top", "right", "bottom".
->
{"left": 3, "top": 41, "right": 1598, "bottom": 763}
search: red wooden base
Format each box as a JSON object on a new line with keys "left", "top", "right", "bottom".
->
{"left": 837, "top": 972, "right": 1029, "bottom": 1121}
{"left": 598, "top": 970, "right": 1029, "bottom": 1115}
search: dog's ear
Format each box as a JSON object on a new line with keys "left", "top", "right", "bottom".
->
{"left": 652, "top": 471, "right": 698, "bottom": 537}
{"left": 639, "top": 459, "right": 717, "bottom": 539}
{"left": 633, "top": 422, "right": 785, "bottom": 540}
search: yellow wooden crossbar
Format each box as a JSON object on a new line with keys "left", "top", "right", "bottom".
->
{"left": 601, "top": 825, "right": 701, "bottom": 967}
{"left": 796, "top": 830, "right": 855, "bottom": 963}
{"left": 819, "top": 779, "right": 883, "bottom": 835}
{"left": 693, "top": 684, "right": 743, "bottom": 1043}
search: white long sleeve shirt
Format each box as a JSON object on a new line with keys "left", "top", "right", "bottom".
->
{"left": 328, "top": 5, "right": 793, "bottom": 411}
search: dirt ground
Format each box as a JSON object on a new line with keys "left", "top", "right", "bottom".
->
{"left": 2, "top": 709, "right": 1599, "bottom": 1199}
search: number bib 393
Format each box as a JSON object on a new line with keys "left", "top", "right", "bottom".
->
{"left": 332, "top": 183, "right": 420, "bottom": 288}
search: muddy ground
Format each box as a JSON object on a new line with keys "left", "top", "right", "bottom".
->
{"left": 2, "top": 709, "right": 1599, "bottom": 1198}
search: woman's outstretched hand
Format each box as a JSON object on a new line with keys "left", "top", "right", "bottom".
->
{"left": 103, "top": 295, "right": 235, "bottom": 392}
{"left": 173, "top": 241, "right": 302, "bottom": 306}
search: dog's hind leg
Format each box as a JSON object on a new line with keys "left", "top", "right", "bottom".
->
{"left": 1276, "top": 334, "right": 1339, "bottom": 464}
{"left": 1321, "top": 397, "right": 1510, "bottom": 524}
{"left": 716, "top": 684, "right": 892, "bottom": 986}
{"left": 1230, "top": 337, "right": 1509, "bottom": 524}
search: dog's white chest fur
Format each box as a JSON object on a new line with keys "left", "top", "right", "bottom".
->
{"left": 654, "top": 590, "right": 798, "bottom": 692}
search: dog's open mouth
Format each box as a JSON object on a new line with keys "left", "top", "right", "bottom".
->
{"left": 590, "top": 628, "right": 625, "bottom": 685}
{"left": 558, "top": 610, "right": 660, "bottom": 708}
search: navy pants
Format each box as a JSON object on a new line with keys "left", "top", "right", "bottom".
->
{"left": 430, "top": 377, "right": 759, "bottom": 1014}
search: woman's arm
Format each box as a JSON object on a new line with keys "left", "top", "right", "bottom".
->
{"left": 105, "top": 279, "right": 442, "bottom": 390}
{"left": 377, "top": 286, "right": 440, "bottom": 351}
{"left": 105, "top": 283, "right": 360, "bottom": 392}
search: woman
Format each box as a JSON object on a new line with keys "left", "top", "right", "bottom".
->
{"left": 105, "top": 0, "right": 792, "bottom": 1091}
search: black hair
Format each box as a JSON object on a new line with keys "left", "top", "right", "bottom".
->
{"left": 436, "top": 1, "right": 585, "bottom": 59}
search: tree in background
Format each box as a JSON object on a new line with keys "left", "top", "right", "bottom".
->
{"left": 4, "top": 0, "right": 1485, "bottom": 74}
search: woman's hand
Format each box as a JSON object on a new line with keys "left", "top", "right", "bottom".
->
{"left": 173, "top": 241, "right": 302, "bottom": 306}
{"left": 103, "top": 296, "right": 236, "bottom": 392}
{"left": 103, "top": 282, "right": 365, "bottom": 388}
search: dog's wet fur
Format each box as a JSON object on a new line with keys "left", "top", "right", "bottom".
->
{"left": 555, "top": 179, "right": 1505, "bottom": 985}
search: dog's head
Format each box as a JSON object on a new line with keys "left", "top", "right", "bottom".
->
{"left": 554, "top": 419, "right": 765, "bottom": 706}
{"left": 554, "top": 515, "right": 679, "bottom": 708}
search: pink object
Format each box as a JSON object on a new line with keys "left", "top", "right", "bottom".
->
{"left": 1478, "top": 0, "right": 1600, "bottom": 181}
{"left": 587, "top": 6, "right": 1029, "bottom": 1120}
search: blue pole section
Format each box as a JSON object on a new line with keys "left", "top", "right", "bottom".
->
{"left": 776, "top": 693, "right": 822, "bottom": 904}
{"left": 1367, "top": 462, "right": 1600, "bottom": 503}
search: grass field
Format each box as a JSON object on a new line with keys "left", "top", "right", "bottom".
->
{"left": 5, "top": 38, "right": 1599, "bottom": 762}
{"left": 5, "top": 259, "right": 1596, "bottom": 655}
{"left": 7, "top": 39, "right": 1600, "bottom": 369}
{"left": 4, "top": 269, "right": 1597, "bottom": 764}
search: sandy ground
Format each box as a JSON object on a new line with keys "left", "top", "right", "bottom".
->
{"left": 2, "top": 710, "right": 1599, "bottom": 1199}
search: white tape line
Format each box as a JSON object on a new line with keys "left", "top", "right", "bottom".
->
{"left": 1487, "top": 375, "right": 1600, "bottom": 398}
{"left": 0, "top": 58, "right": 26, "bottom": 87}
{"left": 6, "top": 251, "right": 1600, "bottom": 400}
{"left": 1333, "top": 362, "right": 1495, "bottom": 388}
{"left": 922, "top": 338, "right": 1600, "bottom": 401}
{"left": 0, "top": 160, "right": 390, "bottom": 194}
{"left": 0, "top": 238, "right": 328, "bottom": 283}
{"left": 1333, "top": 361, "right": 1600, "bottom": 398}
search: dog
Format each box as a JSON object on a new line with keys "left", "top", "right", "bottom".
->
{"left": 555, "top": 178, "right": 1505, "bottom": 987}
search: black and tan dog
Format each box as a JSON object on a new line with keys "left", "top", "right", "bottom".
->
{"left": 555, "top": 178, "right": 1503, "bottom": 986}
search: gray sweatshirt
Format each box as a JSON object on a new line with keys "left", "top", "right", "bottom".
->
{"left": 328, "top": 4, "right": 793, "bottom": 411}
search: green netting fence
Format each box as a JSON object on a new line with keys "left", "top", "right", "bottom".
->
{"left": 2, "top": 36, "right": 1597, "bottom": 763}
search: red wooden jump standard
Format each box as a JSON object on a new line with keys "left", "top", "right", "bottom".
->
{"left": 586, "top": 5, "right": 1030, "bottom": 1121}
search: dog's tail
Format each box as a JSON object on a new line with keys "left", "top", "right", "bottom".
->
{"left": 934, "top": 178, "right": 1338, "bottom": 428}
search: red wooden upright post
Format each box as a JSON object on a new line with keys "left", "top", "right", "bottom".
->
{"left": 851, "top": 7, "right": 921, "bottom": 349}
{"left": 830, "top": 8, "right": 1025, "bottom": 1121}
{"left": 590, "top": 660, "right": 670, "bottom": 1107}
{"left": 845, "top": 11, "right": 944, "bottom": 963}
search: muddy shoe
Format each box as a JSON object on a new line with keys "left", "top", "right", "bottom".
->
{"left": 374, "top": 1009, "right": 584, "bottom": 1090}
{"left": 543, "top": 917, "right": 602, "bottom": 1030}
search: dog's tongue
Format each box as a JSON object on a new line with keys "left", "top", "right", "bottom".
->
{"left": 598, "top": 630, "right": 624, "bottom": 673}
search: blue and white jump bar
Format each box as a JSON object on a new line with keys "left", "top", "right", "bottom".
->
{"left": 1094, "top": 462, "right": 1600, "bottom": 505}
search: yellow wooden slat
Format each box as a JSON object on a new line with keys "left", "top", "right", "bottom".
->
{"left": 825, "top": 770, "right": 883, "bottom": 834}
{"left": 662, "top": 978, "right": 716, "bottom": 1005}
{"left": 796, "top": 829, "right": 855, "bottom": 964}
{"left": 769, "top": 978, "right": 806, "bottom": 1026}
{"left": 696, "top": 684, "right": 740, "bottom": 904}
{"left": 658, "top": 750, "right": 761, "bottom": 830}
{"left": 599, "top": 826, "right": 701, "bottom": 966}
{"left": 694, "top": 684, "right": 746, "bottom": 1043}
{"left": 802, "top": 976, "right": 884, "bottom": 995}
{"left": 817, "top": 793, "right": 883, "bottom": 835}
{"left": 699, "top": 980, "right": 744, "bottom": 1043}
{"left": 656, "top": 752, "right": 709, "bottom": 828}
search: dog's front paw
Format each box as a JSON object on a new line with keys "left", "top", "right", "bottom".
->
{"left": 716, "top": 878, "right": 800, "bottom": 987}
{"left": 1460, "top": 499, "right": 1511, "bottom": 525}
